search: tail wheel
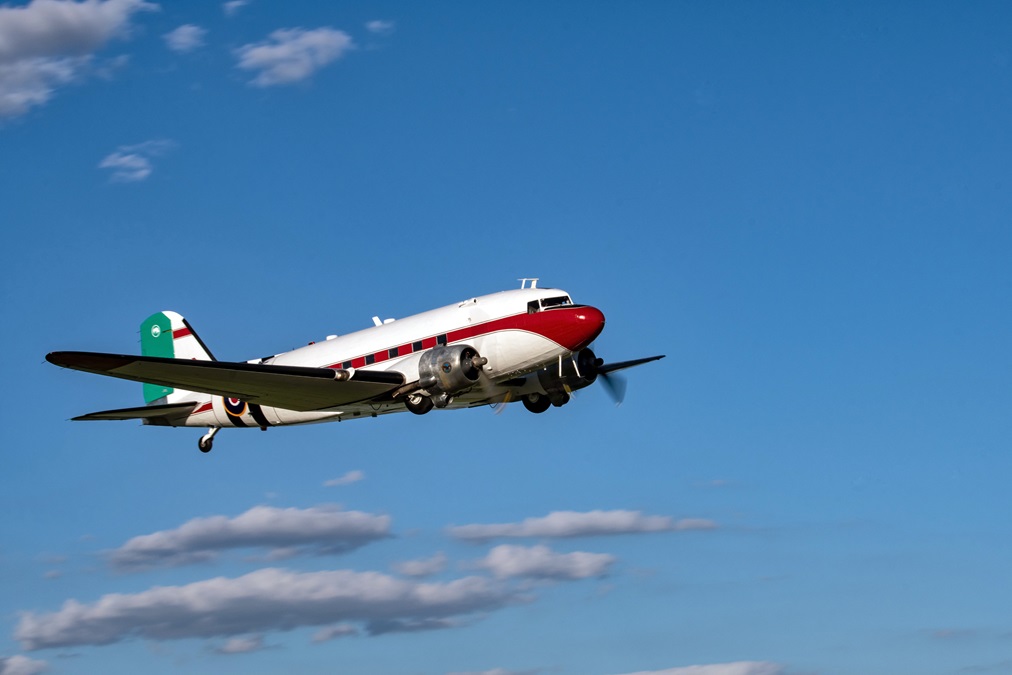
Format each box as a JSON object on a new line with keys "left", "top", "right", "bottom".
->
{"left": 405, "top": 394, "right": 434, "bottom": 415}
{"left": 522, "top": 393, "right": 551, "bottom": 414}
{"left": 198, "top": 437, "right": 213, "bottom": 453}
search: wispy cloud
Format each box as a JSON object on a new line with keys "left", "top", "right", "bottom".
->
{"left": 235, "top": 27, "right": 353, "bottom": 87}
{"left": 311, "top": 623, "right": 359, "bottom": 643}
{"left": 365, "top": 20, "right": 394, "bottom": 35}
{"left": 0, "top": 655, "right": 48, "bottom": 675}
{"left": 212, "top": 635, "right": 266, "bottom": 655}
{"left": 448, "top": 670, "right": 541, "bottom": 675}
{"left": 16, "top": 568, "right": 515, "bottom": 651}
{"left": 475, "top": 545, "right": 615, "bottom": 580}
{"left": 107, "top": 504, "right": 390, "bottom": 570}
{"left": 449, "top": 510, "right": 717, "bottom": 541}
{"left": 222, "top": 0, "right": 249, "bottom": 17}
{"left": 163, "top": 24, "right": 206, "bottom": 53}
{"left": 393, "top": 552, "right": 447, "bottom": 578}
{"left": 0, "top": 0, "right": 156, "bottom": 119}
{"left": 610, "top": 663, "right": 783, "bottom": 675}
{"left": 323, "top": 470, "right": 364, "bottom": 487}
{"left": 98, "top": 139, "right": 175, "bottom": 182}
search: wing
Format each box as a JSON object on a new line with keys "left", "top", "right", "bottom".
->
{"left": 72, "top": 401, "right": 200, "bottom": 423}
{"left": 46, "top": 351, "right": 404, "bottom": 412}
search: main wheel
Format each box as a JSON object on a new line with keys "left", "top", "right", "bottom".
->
{"left": 405, "top": 394, "right": 434, "bottom": 415}
{"left": 550, "top": 392, "right": 571, "bottom": 407}
{"left": 522, "top": 392, "right": 552, "bottom": 414}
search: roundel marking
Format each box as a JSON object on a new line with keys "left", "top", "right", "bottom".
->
{"left": 151, "top": 324, "right": 161, "bottom": 338}
{"left": 224, "top": 397, "right": 248, "bottom": 417}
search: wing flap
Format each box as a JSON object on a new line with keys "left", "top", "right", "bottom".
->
{"left": 47, "top": 352, "right": 404, "bottom": 412}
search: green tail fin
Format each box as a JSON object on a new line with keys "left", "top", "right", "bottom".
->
{"left": 140, "top": 311, "right": 214, "bottom": 404}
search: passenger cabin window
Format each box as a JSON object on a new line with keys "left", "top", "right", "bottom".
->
{"left": 529, "top": 296, "right": 573, "bottom": 313}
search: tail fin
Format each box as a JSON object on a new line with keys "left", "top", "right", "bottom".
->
{"left": 140, "top": 311, "right": 215, "bottom": 404}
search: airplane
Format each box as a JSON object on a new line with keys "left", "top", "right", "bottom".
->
{"left": 46, "top": 280, "right": 664, "bottom": 453}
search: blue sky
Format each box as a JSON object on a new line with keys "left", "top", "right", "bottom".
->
{"left": 1, "top": 2, "right": 1011, "bottom": 674}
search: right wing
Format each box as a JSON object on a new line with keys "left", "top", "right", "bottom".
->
{"left": 46, "top": 352, "right": 404, "bottom": 412}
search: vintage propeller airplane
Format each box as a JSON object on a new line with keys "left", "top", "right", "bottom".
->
{"left": 46, "top": 280, "right": 663, "bottom": 452}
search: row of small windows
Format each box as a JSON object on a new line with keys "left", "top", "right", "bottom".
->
{"left": 340, "top": 334, "right": 448, "bottom": 370}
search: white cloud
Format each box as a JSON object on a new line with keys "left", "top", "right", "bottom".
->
{"left": 365, "top": 20, "right": 394, "bottom": 35}
{"left": 610, "top": 663, "right": 783, "bottom": 675}
{"left": 42, "top": 571, "right": 61, "bottom": 580}
{"left": 213, "top": 635, "right": 265, "bottom": 654}
{"left": 311, "top": 623, "right": 358, "bottom": 643}
{"left": 448, "top": 670, "right": 540, "bottom": 675}
{"left": 235, "top": 27, "right": 353, "bottom": 87}
{"left": 449, "top": 510, "right": 717, "bottom": 541}
{"left": 0, "top": 655, "right": 48, "bottom": 675}
{"left": 163, "top": 24, "right": 206, "bottom": 53}
{"left": 15, "top": 567, "right": 515, "bottom": 650}
{"left": 475, "top": 545, "right": 614, "bottom": 580}
{"left": 108, "top": 504, "right": 390, "bottom": 570}
{"left": 97, "top": 139, "right": 174, "bottom": 182}
{"left": 393, "top": 551, "right": 447, "bottom": 578}
{"left": 222, "top": 0, "right": 248, "bottom": 16}
{"left": 0, "top": 0, "right": 156, "bottom": 118}
{"left": 323, "top": 470, "right": 364, "bottom": 487}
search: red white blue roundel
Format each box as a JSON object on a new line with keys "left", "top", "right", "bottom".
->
{"left": 224, "top": 397, "right": 247, "bottom": 416}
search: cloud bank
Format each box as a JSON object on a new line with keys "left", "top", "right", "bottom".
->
{"left": 450, "top": 510, "right": 716, "bottom": 541}
{"left": 0, "top": 655, "right": 48, "bottom": 675}
{"left": 0, "top": 0, "right": 155, "bottom": 118}
{"left": 108, "top": 504, "right": 390, "bottom": 570}
{"left": 16, "top": 567, "right": 515, "bottom": 651}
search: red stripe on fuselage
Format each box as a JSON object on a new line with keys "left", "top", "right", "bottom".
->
{"left": 323, "top": 306, "right": 604, "bottom": 370}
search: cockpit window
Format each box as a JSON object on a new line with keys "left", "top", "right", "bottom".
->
{"left": 528, "top": 296, "right": 573, "bottom": 313}
{"left": 540, "top": 296, "right": 573, "bottom": 309}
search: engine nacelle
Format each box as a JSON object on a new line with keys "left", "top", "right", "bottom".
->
{"left": 418, "top": 345, "right": 486, "bottom": 399}
{"left": 536, "top": 348, "right": 601, "bottom": 404}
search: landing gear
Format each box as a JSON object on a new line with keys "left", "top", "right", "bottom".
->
{"left": 198, "top": 427, "right": 219, "bottom": 453}
{"left": 522, "top": 392, "right": 552, "bottom": 414}
{"left": 551, "top": 392, "right": 571, "bottom": 407}
{"left": 405, "top": 394, "right": 434, "bottom": 415}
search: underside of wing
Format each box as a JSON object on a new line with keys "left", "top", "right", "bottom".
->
{"left": 72, "top": 401, "right": 200, "bottom": 423}
{"left": 46, "top": 352, "right": 404, "bottom": 412}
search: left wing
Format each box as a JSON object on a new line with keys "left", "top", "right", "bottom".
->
{"left": 46, "top": 352, "right": 404, "bottom": 412}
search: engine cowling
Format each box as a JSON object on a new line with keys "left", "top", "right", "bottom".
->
{"left": 417, "top": 345, "right": 486, "bottom": 400}
{"left": 536, "top": 348, "right": 601, "bottom": 404}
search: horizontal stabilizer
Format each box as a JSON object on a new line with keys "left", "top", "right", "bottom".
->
{"left": 72, "top": 402, "right": 200, "bottom": 421}
{"left": 47, "top": 352, "right": 405, "bottom": 412}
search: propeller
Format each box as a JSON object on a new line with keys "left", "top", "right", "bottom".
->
{"left": 576, "top": 350, "right": 664, "bottom": 407}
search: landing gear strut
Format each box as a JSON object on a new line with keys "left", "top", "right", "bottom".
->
{"left": 198, "top": 427, "right": 219, "bottom": 453}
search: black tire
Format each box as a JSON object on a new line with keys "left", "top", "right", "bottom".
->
{"left": 550, "top": 392, "right": 570, "bottom": 407}
{"left": 198, "top": 438, "right": 213, "bottom": 453}
{"left": 522, "top": 393, "right": 552, "bottom": 414}
{"left": 405, "top": 394, "right": 434, "bottom": 415}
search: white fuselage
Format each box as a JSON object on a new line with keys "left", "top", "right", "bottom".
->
{"left": 179, "top": 287, "right": 605, "bottom": 429}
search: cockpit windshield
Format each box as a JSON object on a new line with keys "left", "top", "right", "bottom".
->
{"left": 527, "top": 296, "right": 574, "bottom": 313}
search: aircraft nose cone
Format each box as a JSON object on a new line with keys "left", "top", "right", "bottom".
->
{"left": 571, "top": 305, "right": 605, "bottom": 350}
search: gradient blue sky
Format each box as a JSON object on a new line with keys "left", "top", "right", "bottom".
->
{"left": 2, "top": 2, "right": 1011, "bottom": 674}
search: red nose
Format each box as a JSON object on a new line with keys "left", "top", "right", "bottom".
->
{"left": 555, "top": 305, "right": 605, "bottom": 351}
